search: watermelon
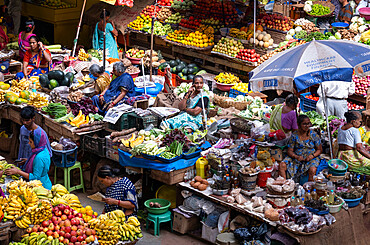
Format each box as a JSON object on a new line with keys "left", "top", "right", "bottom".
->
{"left": 188, "top": 74, "right": 195, "bottom": 81}
{"left": 168, "top": 60, "right": 178, "bottom": 68}
{"left": 192, "top": 66, "right": 199, "bottom": 74}
{"left": 39, "top": 74, "right": 50, "bottom": 88}
{"left": 176, "top": 64, "right": 186, "bottom": 73}
{"left": 48, "top": 70, "right": 64, "bottom": 82}
{"left": 158, "top": 62, "right": 168, "bottom": 71}
{"left": 179, "top": 61, "right": 187, "bottom": 66}
{"left": 59, "top": 76, "right": 70, "bottom": 87}
{"left": 187, "top": 63, "right": 197, "bottom": 68}
{"left": 64, "top": 72, "right": 74, "bottom": 84}
{"left": 49, "top": 79, "right": 59, "bottom": 89}
{"left": 182, "top": 68, "right": 189, "bottom": 75}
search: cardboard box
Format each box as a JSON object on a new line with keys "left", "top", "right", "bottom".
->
{"left": 173, "top": 208, "right": 200, "bottom": 234}
{"left": 201, "top": 222, "right": 219, "bottom": 243}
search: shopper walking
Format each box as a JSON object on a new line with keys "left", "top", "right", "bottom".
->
{"left": 7, "top": 0, "right": 21, "bottom": 34}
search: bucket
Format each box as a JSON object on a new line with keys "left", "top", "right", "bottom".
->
{"left": 257, "top": 169, "right": 272, "bottom": 187}
{"left": 239, "top": 172, "right": 258, "bottom": 190}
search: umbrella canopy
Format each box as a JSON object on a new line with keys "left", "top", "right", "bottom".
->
{"left": 249, "top": 40, "right": 370, "bottom": 92}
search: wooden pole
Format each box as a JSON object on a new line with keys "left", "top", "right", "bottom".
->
{"left": 103, "top": 9, "right": 106, "bottom": 70}
{"left": 149, "top": 17, "right": 154, "bottom": 82}
{"left": 72, "top": 0, "right": 87, "bottom": 57}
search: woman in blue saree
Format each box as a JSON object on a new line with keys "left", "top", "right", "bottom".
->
{"left": 5, "top": 130, "right": 52, "bottom": 190}
{"left": 92, "top": 10, "right": 119, "bottom": 59}
{"left": 16, "top": 35, "right": 52, "bottom": 80}
{"left": 92, "top": 62, "right": 149, "bottom": 114}
{"left": 162, "top": 75, "right": 209, "bottom": 131}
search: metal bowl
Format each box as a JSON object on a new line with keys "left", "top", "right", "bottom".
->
{"left": 212, "top": 188, "right": 229, "bottom": 196}
{"left": 82, "top": 87, "right": 95, "bottom": 97}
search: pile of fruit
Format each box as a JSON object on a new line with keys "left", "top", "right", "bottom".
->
{"left": 88, "top": 211, "right": 142, "bottom": 243}
{"left": 248, "top": 31, "right": 274, "bottom": 49}
{"left": 348, "top": 101, "right": 365, "bottom": 110}
{"left": 166, "top": 12, "right": 182, "bottom": 24}
{"left": 157, "top": 0, "right": 173, "bottom": 6}
{"left": 128, "top": 14, "right": 151, "bottom": 31}
{"left": 305, "top": 94, "right": 319, "bottom": 101}
{"left": 40, "top": 0, "right": 76, "bottom": 9}
{"left": 27, "top": 93, "right": 49, "bottom": 108}
{"left": 229, "top": 27, "right": 251, "bottom": 40}
{"left": 77, "top": 49, "right": 89, "bottom": 61}
{"left": 2, "top": 90, "right": 28, "bottom": 105}
{"left": 164, "top": 59, "right": 200, "bottom": 80}
{"left": 215, "top": 72, "right": 240, "bottom": 84}
{"left": 10, "top": 78, "right": 38, "bottom": 93}
{"left": 179, "top": 16, "right": 201, "bottom": 30}
{"left": 184, "top": 30, "right": 214, "bottom": 48}
{"left": 141, "top": 5, "right": 161, "bottom": 18}
{"left": 353, "top": 75, "right": 370, "bottom": 96}
{"left": 0, "top": 160, "right": 20, "bottom": 183}
{"left": 66, "top": 110, "right": 90, "bottom": 128}
{"left": 257, "top": 13, "right": 294, "bottom": 32}
{"left": 201, "top": 18, "right": 222, "bottom": 29}
{"left": 171, "top": 0, "right": 194, "bottom": 10}
{"left": 212, "top": 37, "right": 244, "bottom": 57}
{"left": 193, "top": 0, "right": 238, "bottom": 26}
{"left": 157, "top": 7, "right": 172, "bottom": 22}
{"left": 236, "top": 49, "right": 260, "bottom": 63}
{"left": 231, "top": 83, "right": 251, "bottom": 94}
{"left": 126, "top": 48, "right": 145, "bottom": 59}
{"left": 145, "top": 21, "right": 173, "bottom": 36}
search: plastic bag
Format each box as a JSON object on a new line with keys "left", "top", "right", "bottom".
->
{"left": 234, "top": 228, "right": 252, "bottom": 241}
{"left": 205, "top": 210, "right": 221, "bottom": 228}
{"left": 218, "top": 211, "right": 230, "bottom": 233}
{"left": 59, "top": 137, "right": 77, "bottom": 151}
{"left": 251, "top": 123, "right": 270, "bottom": 141}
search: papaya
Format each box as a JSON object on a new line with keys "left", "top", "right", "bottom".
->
{"left": 15, "top": 98, "right": 28, "bottom": 105}
{"left": 19, "top": 90, "right": 30, "bottom": 100}
{"left": 0, "top": 83, "right": 10, "bottom": 90}
{"left": 7, "top": 95, "right": 18, "bottom": 104}
{"left": 4, "top": 92, "right": 17, "bottom": 101}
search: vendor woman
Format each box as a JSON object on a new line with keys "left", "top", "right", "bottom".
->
{"left": 161, "top": 75, "right": 208, "bottom": 131}
{"left": 98, "top": 165, "right": 138, "bottom": 216}
{"left": 89, "top": 64, "right": 111, "bottom": 94}
{"left": 91, "top": 62, "right": 149, "bottom": 114}
{"left": 279, "top": 115, "right": 322, "bottom": 182}
{"left": 16, "top": 36, "right": 52, "bottom": 80}
{"left": 5, "top": 130, "right": 52, "bottom": 190}
{"left": 269, "top": 94, "right": 299, "bottom": 135}
{"left": 338, "top": 111, "right": 370, "bottom": 169}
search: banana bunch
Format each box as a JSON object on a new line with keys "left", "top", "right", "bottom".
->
{"left": 0, "top": 89, "right": 6, "bottom": 102}
{"left": 88, "top": 216, "right": 121, "bottom": 245}
{"left": 215, "top": 72, "right": 240, "bottom": 84}
{"left": 21, "top": 232, "right": 61, "bottom": 245}
{"left": 51, "top": 197, "right": 68, "bottom": 206}
{"left": 51, "top": 184, "right": 69, "bottom": 198}
{"left": 8, "top": 186, "right": 38, "bottom": 208}
{"left": 9, "top": 242, "right": 27, "bottom": 245}
{"left": 14, "top": 214, "right": 31, "bottom": 229}
{"left": 78, "top": 48, "right": 89, "bottom": 61}
{"left": 33, "top": 186, "right": 53, "bottom": 200}
{"left": 28, "top": 93, "right": 49, "bottom": 108}
{"left": 106, "top": 209, "right": 126, "bottom": 223}
{"left": 120, "top": 216, "right": 143, "bottom": 241}
{"left": 4, "top": 195, "right": 26, "bottom": 220}
{"left": 61, "top": 193, "right": 82, "bottom": 209}
{"left": 0, "top": 160, "right": 20, "bottom": 183}
{"left": 28, "top": 180, "right": 43, "bottom": 188}
{"left": 26, "top": 200, "right": 53, "bottom": 225}
{"left": 229, "top": 28, "right": 249, "bottom": 40}
{"left": 10, "top": 79, "right": 30, "bottom": 93}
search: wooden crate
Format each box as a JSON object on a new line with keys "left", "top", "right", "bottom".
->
{"left": 0, "top": 221, "right": 13, "bottom": 245}
{"left": 8, "top": 107, "right": 21, "bottom": 125}
{"left": 154, "top": 36, "right": 167, "bottom": 47}
{"left": 150, "top": 165, "right": 194, "bottom": 185}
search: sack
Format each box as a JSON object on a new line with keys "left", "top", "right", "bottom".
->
{"left": 153, "top": 92, "right": 181, "bottom": 108}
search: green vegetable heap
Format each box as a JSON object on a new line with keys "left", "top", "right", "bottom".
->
{"left": 310, "top": 4, "right": 331, "bottom": 16}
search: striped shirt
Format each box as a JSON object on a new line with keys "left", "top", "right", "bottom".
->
{"left": 338, "top": 4, "right": 353, "bottom": 23}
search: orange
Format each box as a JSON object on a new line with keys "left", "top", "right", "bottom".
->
{"left": 80, "top": 207, "right": 86, "bottom": 214}
{"left": 85, "top": 205, "right": 92, "bottom": 211}
{"left": 86, "top": 210, "right": 93, "bottom": 216}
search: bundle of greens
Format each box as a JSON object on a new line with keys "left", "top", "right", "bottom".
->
{"left": 42, "top": 103, "right": 67, "bottom": 119}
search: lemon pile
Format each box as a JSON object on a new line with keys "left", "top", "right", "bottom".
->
{"left": 232, "top": 83, "right": 252, "bottom": 94}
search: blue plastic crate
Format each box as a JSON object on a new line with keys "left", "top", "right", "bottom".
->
{"left": 52, "top": 147, "right": 78, "bottom": 168}
{"left": 183, "top": 147, "right": 202, "bottom": 159}
{"left": 300, "top": 92, "right": 318, "bottom": 112}
{"left": 156, "top": 153, "right": 181, "bottom": 163}
{"left": 229, "top": 89, "right": 247, "bottom": 98}
{"left": 142, "top": 153, "right": 157, "bottom": 160}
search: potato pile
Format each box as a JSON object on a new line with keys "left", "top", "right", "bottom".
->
{"left": 301, "top": 22, "right": 319, "bottom": 34}
{"left": 67, "top": 90, "right": 83, "bottom": 102}
{"left": 190, "top": 176, "right": 209, "bottom": 191}
{"left": 239, "top": 166, "right": 258, "bottom": 175}
{"left": 337, "top": 29, "right": 357, "bottom": 40}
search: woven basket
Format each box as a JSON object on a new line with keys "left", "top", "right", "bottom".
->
{"left": 306, "top": 1, "right": 335, "bottom": 18}
{"left": 230, "top": 118, "right": 252, "bottom": 134}
{"left": 214, "top": 94, "right": 251, "bottom": 110}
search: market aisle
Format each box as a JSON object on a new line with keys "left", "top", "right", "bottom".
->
{"left": 75, "top": 191, "right": 209, "bottom": 245}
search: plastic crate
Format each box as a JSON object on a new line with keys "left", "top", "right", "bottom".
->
{"left": 156, "top": 153, "right": 181, "bottom": 163}
{"left": 83, "top": 131, "right": 110, "bottom": 157}
{"left": 108, "top": 112, "right": 136, "bottom": 131}
{"left": 229, "top": 89, "right": 247, "bottom": 98}
{"left": 51, "top": 147, "right": 78, "bottom": 168}
{"left": 106, "top": 148, "right": 119, "bottom": 162}
{"left": 300, "top": 92, "right": 318, "bottom": 112}
{"left": 131, "top": 114, "right": 159, "bottom": 130}
{"left": 183, "top": 147, "right": 202, "bottom": 159}
{"left": 105, "top": 136, "right": 120, "bottom": 150}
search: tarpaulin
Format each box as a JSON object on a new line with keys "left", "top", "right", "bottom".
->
{"left": 118, "top": 149, "right": 197, "bottom": 172}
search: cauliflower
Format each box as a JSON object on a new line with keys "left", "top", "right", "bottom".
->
{"left": 359, "top": 25, "right": 367, "bottom": 33}
{"left": 335, "top": 32, "right": 342, "bottom": 39}
{"left": 288, "top": 29, "right": 295, "bottom": 36}
{"left": 304, "top": 4, "right": 312, "bottom": 12}
{"left": 328, "top": 36, "right": 336, "bottom": 40}
{"left": 351, "top": 16, "right": 359, "bottom": 23}
{"left": 235, "top": 95, "right": 245, "bottom": 102}
{"left": 350, "top": 23, "right": 359, "bottom": 32}
{"left": 295, "top": 26, "right": 303, "bottom": 33}
{"left": 305, "top": 1, "right": 313, "bottom": 5}
{"left": 285, "top": 34, "right": 293, "bottom": 41}
{"left": 358, "top": 18, "right": 365, "bottom": 25}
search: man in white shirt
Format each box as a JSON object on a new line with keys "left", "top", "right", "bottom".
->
{"left": 354, "top": 0, "right": 370, "bottom": 15}
{"left": 316, "top": 81, "right": 355, "bottom": 119}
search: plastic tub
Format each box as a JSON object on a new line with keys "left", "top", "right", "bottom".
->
{"left": 215, "top": 82, "right": 235, "bottom": 92}
{"left": 328, "top": 159, "right": 348, "bottom": 176}
{"left": 144, "top": 198, "right": 171, "bottom": 214}
{"left": 129, "top": 71, "right": 140, "bottom": 79}
{"left": 51, "top": 147, "right": 78, "bottom": 168}
{"left": 306, "top": 206, "right": 330, "bottom": 215}
{"left": 126, "top": 54, "right": 141, "bottom": 65}
{"left": 141, "top": 153, "right": 157, "bottom": 160}
{"left": 343, "top": 195, "right": 363, "bottom": 208}
{"left": 331, "top": 22, "right": 349, "bottom": 28}
{"left": 239, "top": 172, "right": 258, "bottom": 190}
{"left": 359, "top": 7, "right": 370, "bottom": 20}
{"left": 257, "top": 169, "right": 272, "bottom": 187}
{"left": 320, "top": 196, "right": 344, "bottom": 213}
{"left": 156, "top": 153, "right": 181, "bottom": 163}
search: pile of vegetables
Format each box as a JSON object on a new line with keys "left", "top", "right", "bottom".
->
{"left": 308, "top": 4, "right": 331, "bottom": 16}
{"left": 167, "top": 141, "right": 184, "bottom": 156}
{"left": 42, "top": 103, "right": 67, "bottom": 119}
{"left": 328, "top": 117, "right": 345, "bottom": 137}
{"left": 302, "top": 111, "right": 325, "bottom": 128}
{"left": 69, "top": 97, "right": 97, "bottom": 116}
{"left": 161, "top": 128, "right": 191, "bottom": 151}
{"left": 238, "top": 96, "right": 272, "bottom": 119}
{"left": 336, "top": 187, "right": 365, "bottom": 199}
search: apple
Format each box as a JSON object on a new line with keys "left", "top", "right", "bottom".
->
{"left": 65, "top": 233, "right": 71, "bottom": 240}
{"left": 77, "top": 236, "right": 84, "bottom": 242}
{"left": 91, "top": 230, "right": 96, "bottom": 235}
{"left": 48, "top": 223, "right": 55, "bottom": 231}
{"left": 71, "top": 219, "right": 77, "bottom": 226}
{"left": 61, "top": 215, "right": 67, "bottom": 221}
{"left": 53, "top": 232, "right": 59, "bottom": 238}
{"left": 76, "top": 213, "right": 83, "bottom": 218}
{"left": 82, "top": 234, "right": 87, "bottom": 240}
{"left": 70, "top": 230, "right": 77, "bottom": 237}
{"left": 52, "top": 216, "right": 58, "bottom": 223}
{"left": 59, "top": 236, "right": 64, "bottom": 242}
{"left": 71, "top": 225, "right": 77, "bottom": 231}
{"left": 64, "top": 220, "right": 71, "bottom": 227}
{"left": 67, "top": 214, "right": 74, "bottom": 220}
{"left": 63, "top": 238, "right": 69, "bottom": 244}
{"left": 58, "top": 204, "right": 66, "bottom": 212}
{"left": 60, "top": 231, "right": 66, "bottom": 237}
{"left": 42, "top": 220, "right": 50, "bottom": 228}
{"left": 48, "top": 236, "right": 54, "bottom": 241}
{"left": 65, "top": 226, "right": 71, "bottom": 233}
{"left": 75, "top": 243, "right": 81, "bottom": 245}
{"left": 55, "top": 211, "right": 63, "bottom": 217}
{"left": 76, "top": 229, "right": 83, "bottom": 236}
{"left": 85, "top": 229, "right": 92, "bottom": 236}
{"left": 46, "top": 230, "right": 54, "bottom": 237}
{"left": 77, "top": 225, "right": 83, "bottom": 230}
{"left": 55, "top": 225, "right": 61, "bottom": 231}
{"left": 32, "top": 225, "right": 39, "bottom": 232}
{"left": 26, "top": 228, "right": 32, "bottom": 233}
{"left": 81, "top": 242, "right": 87, "bottom": 245}
{"left": 72, "top": 210, "right": 78, "bottom": 216}
{"left": 64, "top": 209, "right": 70, "bottom": 215}
{"left": 70, "top": 236, "right": 78, "bottom": 243}
{"left": 43, "top": 228, "right": 49, "bottom": 233}
{"left": 53, "top": 207, "right": 59, "bottom": 213}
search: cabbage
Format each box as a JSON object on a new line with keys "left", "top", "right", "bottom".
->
{"left": 358, "top": 25, "right": 367, "bottom": 33}
{"left": 288, "top": 29, "right": 295, "bottom": 36}
{"left": 335, "top": 32, "right": 341, "bottom": 39}
{"left": 304, "top": 4, "right": 312, "bottom": 12}
{"left": 295, "top": 26, "right": 303, "bottom": 33}
{"left": 328, "top": 36, "right": 336, "bottom": 40}
{"left": 285, "top": 34, "right": 293, "bottom": 41}
{"left": 235, "top": 95, "right": 245, "bottom": 102}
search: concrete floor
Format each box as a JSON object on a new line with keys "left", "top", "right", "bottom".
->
{"left": 75, "top": 191, "right": 209, "bottom": 245}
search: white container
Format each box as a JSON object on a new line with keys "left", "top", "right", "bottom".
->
{"left": 325, "top": 197, "right": 344, "bottom": 214}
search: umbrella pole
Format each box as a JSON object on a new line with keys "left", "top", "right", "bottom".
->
{"left": 201, "top": 90, "right": 207, "bottom": 128}
{"left": 72, "top": 0, "right": 87, "bottom": 57}
{"left": 103, "top": 9, "right": 106, "bottom": 70}
{"left": 253, "top": 0, "right": 256, "bottom": 49}
{"left": 321, "top": 87, "right": 333, "bottom": 159}
{"left": 149, "top": 16, "right": 154, "bottom": 82}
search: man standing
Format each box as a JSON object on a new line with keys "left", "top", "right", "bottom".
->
{"left": 338, "top": 0, "right": 353, "bottom": 23}
{"left": 18, "top": 106, "right": 52, "bottom": 164}
{"left": 316, "top": 81, "right": 355, "bottom": 119}
{"left": 7, "top": 0, "right": 21, "bottom": 34}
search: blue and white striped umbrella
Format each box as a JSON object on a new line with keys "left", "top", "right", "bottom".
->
{"left": 249, "top": 39, "right": 370, "bottom": 92}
